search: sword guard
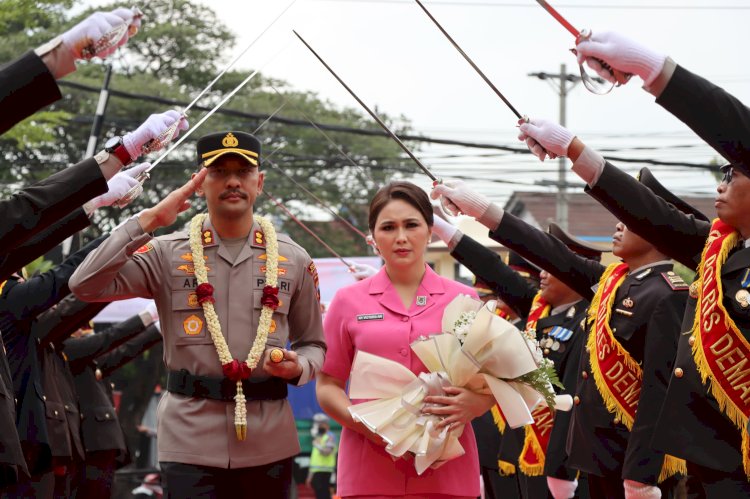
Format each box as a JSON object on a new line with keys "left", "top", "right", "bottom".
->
{"left": 141, "top": 116, "right": 184, "bottom": 155}
{"left": 115, "top": 171, "right": 149, "bottom": 208}
{"left": 81, "top": 7, "right": 143, "bottom": 60}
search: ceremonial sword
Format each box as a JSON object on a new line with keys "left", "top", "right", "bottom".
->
{"left": 81, "top": 7, "right": 144, "bottom": 59}
{"left": 115, "top": 1, "right": 297, "bottom": 207}
{"left": 413, "top": 0, "right": 525, "bottom": 121}
{"left": 293, "top": 30, "right": 439, "bottom": 184}
{"left": 533, "top": 0, "right": 632, "bottom": 94}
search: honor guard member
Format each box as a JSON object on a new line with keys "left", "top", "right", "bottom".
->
{"left": 432, "top": 216, "right": 596, "bottom": 499}
{"left": 432, "top": 180, "right": 690, "bottom": 499}
{"left": 521, "top": 28, "right": 750, "bottom": 496}
{"left": 517, "top": 98, "right": 750, "bottom": 497}
{"left": 69, "top": 131, "right": 326, "bottom": 499}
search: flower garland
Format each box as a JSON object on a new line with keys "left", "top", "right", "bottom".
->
{"left": 188, "top": 213, "right": 280, "bottom": 441}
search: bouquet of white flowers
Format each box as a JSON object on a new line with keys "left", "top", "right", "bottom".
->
{"left": 347, "top": 294, "right": 570, "bottom": 474}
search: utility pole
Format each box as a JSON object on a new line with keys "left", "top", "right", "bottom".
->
{"left": 528, "top": 64, "right": 582, "bottom": 231}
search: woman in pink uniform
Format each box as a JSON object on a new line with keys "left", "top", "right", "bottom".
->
{"left": 317, "top": 181, "right": 492, "bottom": 498}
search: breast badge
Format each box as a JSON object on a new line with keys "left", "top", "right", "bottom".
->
{"left": 188, "top": 292, "right": 199, "bottom": 308}
{"left": 736, "top": 289, "right": 750, "bottom": 309}
{"left": 183, "top": 314, "right": 204, "bottom": 336}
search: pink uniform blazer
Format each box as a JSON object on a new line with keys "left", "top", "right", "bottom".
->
{"left": 322, "top": 265, "right": 480, "bottom": 497}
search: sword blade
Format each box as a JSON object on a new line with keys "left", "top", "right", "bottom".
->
{"left": 414, "top": 0, "right": 522, "bottom": 120}
{"left": 293, "top": 30, "right": 438, "bottom": 182}
{"left": 147, "top": 46, "right": 286, "bottom": 172}
{"left": 184, "top": 0, "right": 297, "bottom": 114}
{"left": 534, "top": 0, "right": 580, "bottom": 38}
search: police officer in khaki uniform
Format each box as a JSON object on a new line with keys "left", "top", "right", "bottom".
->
{"left": 69, "top": 131, "right": 326, "bottom": 498}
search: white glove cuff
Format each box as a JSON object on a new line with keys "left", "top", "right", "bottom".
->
{"left": 623, "top": 479, "right": 661, "bottom": 499}
{"left": 477, "top": 203, "right": 504, "bottom": 232}
{"left": 571, "top": 146, "right": 606, "bottom": 186}
{"left": 431, "top": 217, "right": 458, "bottom": 243}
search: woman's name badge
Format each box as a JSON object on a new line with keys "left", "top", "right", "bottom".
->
{"left": 357, "top": 313, "right": 384, "bottom": 321}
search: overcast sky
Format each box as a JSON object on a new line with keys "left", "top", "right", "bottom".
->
{"left": 91, "top": 0, "right": 750, "bottom": 208}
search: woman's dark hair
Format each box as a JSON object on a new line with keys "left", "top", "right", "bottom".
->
{"left": 368, "top": 181, "right": 434, "bottom": 231}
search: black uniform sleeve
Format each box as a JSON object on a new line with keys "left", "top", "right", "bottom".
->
{"left": 657, "top": 64, "right": 750, "bottom": 167}
{"left": 489, "top": 213, "right": 605, "bottom": 300}
{"left": 586, "top": 162, "right": 711, "bottom": 268}
{"left": 622, "top": 290, "right": 687, "bottom": 484}
{"left": 0, "top": 209, "right": 90, "bottom": 283}
{"left": 31, "top": 295, "right": 108, "bottom": 349}
{"left": 450, "top": 234, "right": 537, "bottom": 318}
{"left": 0, "top": 158, "right": 107, "bottom": 255}
{"left": 96, "top": 324, "right": 162, "bottom": 376}
{"left": 0, "top": 50, "right": 61, "bottom": 135}
{"left": 63, "top": 314, "right": 148, "bottom": 367}
{"left": 0, "top": 235, "right": 106, "bottom": 324}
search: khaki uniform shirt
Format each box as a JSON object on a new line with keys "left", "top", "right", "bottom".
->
{"left": 69, "top": 216, "right": 326, "bottom": 468}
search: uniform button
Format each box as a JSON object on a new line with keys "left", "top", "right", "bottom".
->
{"left": 54, "top": 410, "right": 58, "bottom": 416}
{"left": 688, "top": 336, "right": 695, "bottom": 347}
{"left": 581, "top": 371, "right": 588, "bottom": 380}
{"left": 674, "top": 367, "right": 684, "bottom": 378}
{"left": 399, "top": 348, "right": 408, "bottom": 357}
{"left": 14, "top": 398, "right": 17, "bottom": 404}
{"left": 104, "top": 413, "right": 110, "bottom": 419}
{"left": 401, "top": 316, "right": 409, "bottom": 322}
{"left": 544, "top": 348, "right": 550, "bottom": 355}
{"left": 42, "top": 395, "right": 47, "bottom": 401}
{"left": 573, "top": 396, "right": 581, "bottom": 406}
{"left": 64, "top": 405, "right": 69, "bottom": 410}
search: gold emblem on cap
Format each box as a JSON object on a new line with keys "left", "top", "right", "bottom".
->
{"left": 270, "top": 348, "right": 284, "bottom": 363}
{"left": 222, "top": 132, "right": 239, "bottom": 148}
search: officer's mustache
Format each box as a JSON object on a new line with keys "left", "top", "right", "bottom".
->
{"left": 219, "top": 189, "right": 248, "bottom": 200}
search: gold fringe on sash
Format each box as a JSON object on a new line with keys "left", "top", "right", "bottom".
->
{"left": 499, "top": 460, "right": 516, "bottom": 476}
{"left": 490, "top": 405, "right": 506, "bottom": 434}
{"left": 518, "top": 425, "right": 545, "bottom": 476}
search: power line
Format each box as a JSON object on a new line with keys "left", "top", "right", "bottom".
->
{"left": 312, "top": 0, "right": 750, "bottom": 9}
{"left": 56, "top": 79, "right": 720, "bottom": 170}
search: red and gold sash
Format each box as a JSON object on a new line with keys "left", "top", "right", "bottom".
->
{"left": 518, "top": 292, "right": 552, "bottom": 476}
{"left": 691, "top": 219, "right": 750, "bottom": 477}
{"left": 588, "top": 263, "right": 686, "bottom": 481}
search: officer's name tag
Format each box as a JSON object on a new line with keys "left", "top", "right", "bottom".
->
{"left": 357, "top": 313, "right": 384, "bottom": 322}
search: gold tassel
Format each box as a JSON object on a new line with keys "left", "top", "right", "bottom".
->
{"left": 658, "top": 455, "right": 687, "bottom": 483}
{"left": 498, "top": 460, "right": 516, "bottom": 476}
{"left": 518, "top": 425, "right": 545, "bottom": 476}
{"left": 491, "top": 405, "right": 506, "bottom": 434}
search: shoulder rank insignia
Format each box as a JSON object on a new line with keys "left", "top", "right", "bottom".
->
{"left": 661, "top": 271, "right": 689, "bottom": 291}
{"left": 202, "top": 229, "right": 214, "bottom": 246}
{"left": 134, "top": 242, "right": 154, "bottom": 255}
{"left": 254, "top": 230, "right": 265, "bottom": 247}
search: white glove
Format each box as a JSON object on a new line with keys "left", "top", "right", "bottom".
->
{"left": 623, "top": 480, "right": 661, "bottom": 499}
{"left": 576, "top": 31, "right": 667, "bottom": 87}
{"left": 144, "top": 301, "right": 159, "bottom": 323}
{"left": 547, "top": 477, "right": 578, "bottom": 499}
{"left": 349, "top": 263, "right": 378, "bottom": 281}
{"left": 61, "top": 8, "right": 141, "bottom": 60}
{"left": 153, "top": 320, "right": 161, "bottom": 333}
{"left": 431, "top": 215, "right": 458, "bottom": 244}
{"left": 518, "top": 118, "right": 575, "bottom": 162}
{"left": 430, "top": 180, "right": 491, "bottom": 220}
{"left": 89, "top": 163, "right": 150, "bottom": 209}
{"left": 123, "top": 110, "right": 188, "bottom": 160}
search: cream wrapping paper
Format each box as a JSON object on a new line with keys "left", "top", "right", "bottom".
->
{"left": 348, "top": 295, "right": 568, "bottom": 474}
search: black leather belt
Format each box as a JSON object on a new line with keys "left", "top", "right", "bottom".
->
{"left": 167, "top": 369, "right": 288, "bottom": 402}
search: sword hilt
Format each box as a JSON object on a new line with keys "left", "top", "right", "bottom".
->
{"left": 141, "top": 112, "right": 187, "bottom": 155}
{"left": 574, "top": 30, "right": 633, "bottom": 95}
{"left": 81, "top": 7, "right": 143, "bottom": 60}
{"left": 115, "top": 171, "right": 149, "bottom": 208}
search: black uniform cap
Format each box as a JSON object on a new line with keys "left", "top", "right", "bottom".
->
{"left": 507, "top": 250, "right": 541, "bottom": 282}
{"left": 548, "top": 223, "right": 605, "bottom": 262}
{"left": 637, "top": 167, "right": 709, "bottom": 222}
{"left": 196, "top": 131, "right": 261, "bottom": 167}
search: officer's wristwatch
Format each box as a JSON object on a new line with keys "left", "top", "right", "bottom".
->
{"left": 104, "top": 136, "right": 133, "bottom": 166}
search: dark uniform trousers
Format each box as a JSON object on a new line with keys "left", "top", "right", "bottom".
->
{"left": 161, "top": 457, "right": 294, "bottom": 499}
{"left": 488, "top": 213, "right": 687, "bottom": 499}
{"left": 586, "top": 161, "right": 750, "bottom": 497}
